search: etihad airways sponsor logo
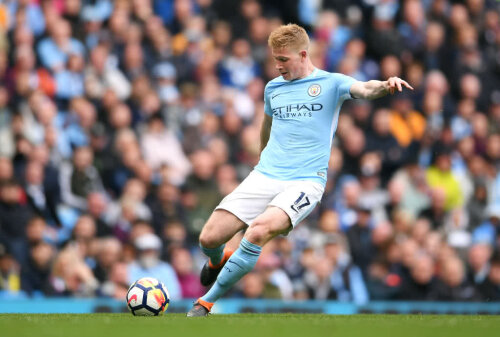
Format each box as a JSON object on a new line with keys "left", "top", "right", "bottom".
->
{"left": 272, "top": 103, "right": 323, "bottom": 119}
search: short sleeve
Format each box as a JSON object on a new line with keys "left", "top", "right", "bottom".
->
{"left": 331, "top": 73, "right": 357, "bottom": 101}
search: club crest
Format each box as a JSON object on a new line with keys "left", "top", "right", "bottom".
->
{"left": 308, "top": 84, "right": 321, "bottom": 97}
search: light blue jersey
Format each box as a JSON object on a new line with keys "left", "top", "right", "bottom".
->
{"left": 255, "top": 68, "right": 356, "bottom": 186}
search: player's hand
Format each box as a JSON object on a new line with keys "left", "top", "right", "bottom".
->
{"left": 386, "top": 77, "right": 414, "bottom": 94}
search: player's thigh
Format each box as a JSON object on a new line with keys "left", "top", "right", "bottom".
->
{"left": 215, "top": 170, "right": 280, "bottom": 225}
{"left": 199, "top": 209, "right": 247, "bottom": 248}
{"left": 269, "top": 180, "right": 324, "bottom": 228}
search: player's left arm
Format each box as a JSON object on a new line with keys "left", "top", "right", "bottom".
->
{"left": 350, "top": 77, "right": 414, "bottom": 100}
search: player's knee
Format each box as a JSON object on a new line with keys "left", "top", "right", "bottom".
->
{"left": 245, "top": 221, "right": 273, "bottom": 245}
{"left": 199, "top": 230, "right": 221, "bottom": 249}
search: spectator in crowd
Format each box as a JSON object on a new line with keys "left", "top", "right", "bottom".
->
{"left": 325, "top": 235, "right": 369, "bottom": 305}
{"left": 366, "top": 108, "right": 405, "bottom": 182}
{"left": 467, "top": 242, "right": 493, "bottom": 285}
{"left": 472, "top": 205, "right": 500, "bottom": 247}
{"left": 418, "top": 188, "right": 448, "bottom": 230}
{"left": 219, "top": 38, "right": 260, "bottom": 90}
{"left": 59, "top": 146, "right": 105, "bottom": 211}
{"left": 477, "top": 252, "right": 500, "bottom": 301}
{"left": 153, "top": 62, "right": 179, "bottom": 105}
{"left": 54, "top": 54, "right": 85, "bottom": 100}
{"left": 365, "top": 259, "right": 401, "bottom": 301}
{"left": 426, "top": 144, "right": 464, "bottom": 212}
{"left": 84, "top": 43, "right": 131, "bottom": 101}
{"left": 46, "top": 244, "right": 99, "bottom": 297}
{"left": 69, "top": 215, "right": 98, "bottom": 264}
{"left": 254, "top": 243, "right": 294, "bottom": 300}
{"left": 389, "top": 93, "right": 426, "bottom": 152}
{"left": 399, "top": 253, "right": 439, "bottom": 301}
{"left": 37, "top": 19, "right": 85, "bottom": 73}
{"left": 25, "top": 217, "right": 52, "bottom": 247}
{"left": 434, "top": 257, "right": 480, "bottom": 301}
{"left": 333, "top": 178, "right": 361, "bottom": 231}
{"left": 237, "top": 271, "right": 281, "bottom": 299}
{"left": 92, "top": 237, "right": 122, "bottom": 284}
{"left": 7, "top": 46, "right": 55, "bottom": 102}
{"left": 161, "top": 220, "right": 190, "bottom": 259}
{"left": 147, "top": 182, "right": 186, "bottom": 236}
{"left": 303, "top": 256, "right": 336, "bottom": 300}
{"left": 339, "top": 126, "right": 365, "bottom": 177}
{"left": 357, "top": 152, "right": 388, "bottom": 220}
{"left": 140, "top": 114, "right": 191, "bottom": 186}
{"left": 0, "top": 179, "right": 33, "bottom": 264}
{"left": 24, "top": 160, "right": 61, "bottom": 227}
{"left": 127, "top": 233, "right": 181, "bottom": 300}
{"left": 467, "top": 178, "right": 489, "bottom": 230}
{"left": 21, "top": 242, "right": 54, "bottom": 296}
{"left": 86, "top": 192, "right": 113, "bottom": 237}
{"left": 170, "top": 246, "right": 205, "bottom": 299}
{"left": 0, "top": 244, "right": 21, "bottom": 294}
{"left": 99, "top": 261, "right": 129, "bottom": 300}
{"left": 182, "top": 149, "right": 222, "bottom": 237}
{"left": 346, "top": 202, "right": 376, "bottom": 276}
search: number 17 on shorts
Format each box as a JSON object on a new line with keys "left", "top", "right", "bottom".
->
{"left": 269, "top": 181, "right": 324, "bottom": 227}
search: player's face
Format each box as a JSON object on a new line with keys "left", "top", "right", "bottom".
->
{"left": 272, "top": 47, "right": 306, "bottom": 81}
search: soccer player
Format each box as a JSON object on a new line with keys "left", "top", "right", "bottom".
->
{"left": 187, "top": 24, "right": 413, "bottom": 316}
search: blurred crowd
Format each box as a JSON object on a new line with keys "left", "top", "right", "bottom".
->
{"left": 1, "top": 0, "right": 500, "bottom": 304}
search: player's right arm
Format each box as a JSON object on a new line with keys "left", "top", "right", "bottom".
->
{"left": 260, "top": 114, "right": 272, "bottom": 153}
{"left": 350, "top": 77, "right": 413, "bottom": 99}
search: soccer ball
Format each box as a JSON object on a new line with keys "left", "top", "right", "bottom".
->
{"left": 126, "top": 277, "right": 170, "bottom": 316}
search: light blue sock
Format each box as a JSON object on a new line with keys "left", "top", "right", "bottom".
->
{"left": 201, "top": 238, "right": 262, "bottom": 303}
{"left": 201, "top": 244, "right": 225, "bottom": 266}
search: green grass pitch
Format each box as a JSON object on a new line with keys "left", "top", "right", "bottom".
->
{"left": 1, "top": 313, "right": 500, "bottom": 337}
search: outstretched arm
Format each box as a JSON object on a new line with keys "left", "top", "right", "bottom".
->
{"left": 260, "top": 114, "right": 273, "bottom": 153}
{"left": 350, "top": 77, "right": 413, "bottom": 100}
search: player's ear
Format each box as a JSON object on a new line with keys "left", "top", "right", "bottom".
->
{"left": 300, "top": 50, "right": 307, "bottom": 60}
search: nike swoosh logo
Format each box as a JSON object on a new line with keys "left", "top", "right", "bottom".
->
{"left": 227, "top": 260, "right": 244, "bottom": 269}
{"left": 271, "top": 93, "right": 283, "bottom": 99}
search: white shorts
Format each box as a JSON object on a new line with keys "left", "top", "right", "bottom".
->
{"left": 215, "top": 170, "right": 324, "bottom": 227}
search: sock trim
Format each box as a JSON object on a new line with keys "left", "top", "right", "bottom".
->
{"left": 208, "top": 248, "right": 233, "bottom": 269}
{"left": 240, "top": 238, "right": 262, "bottom": 256}
{"left": 201, "top": 244, "right": 225, "bottom": 266}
